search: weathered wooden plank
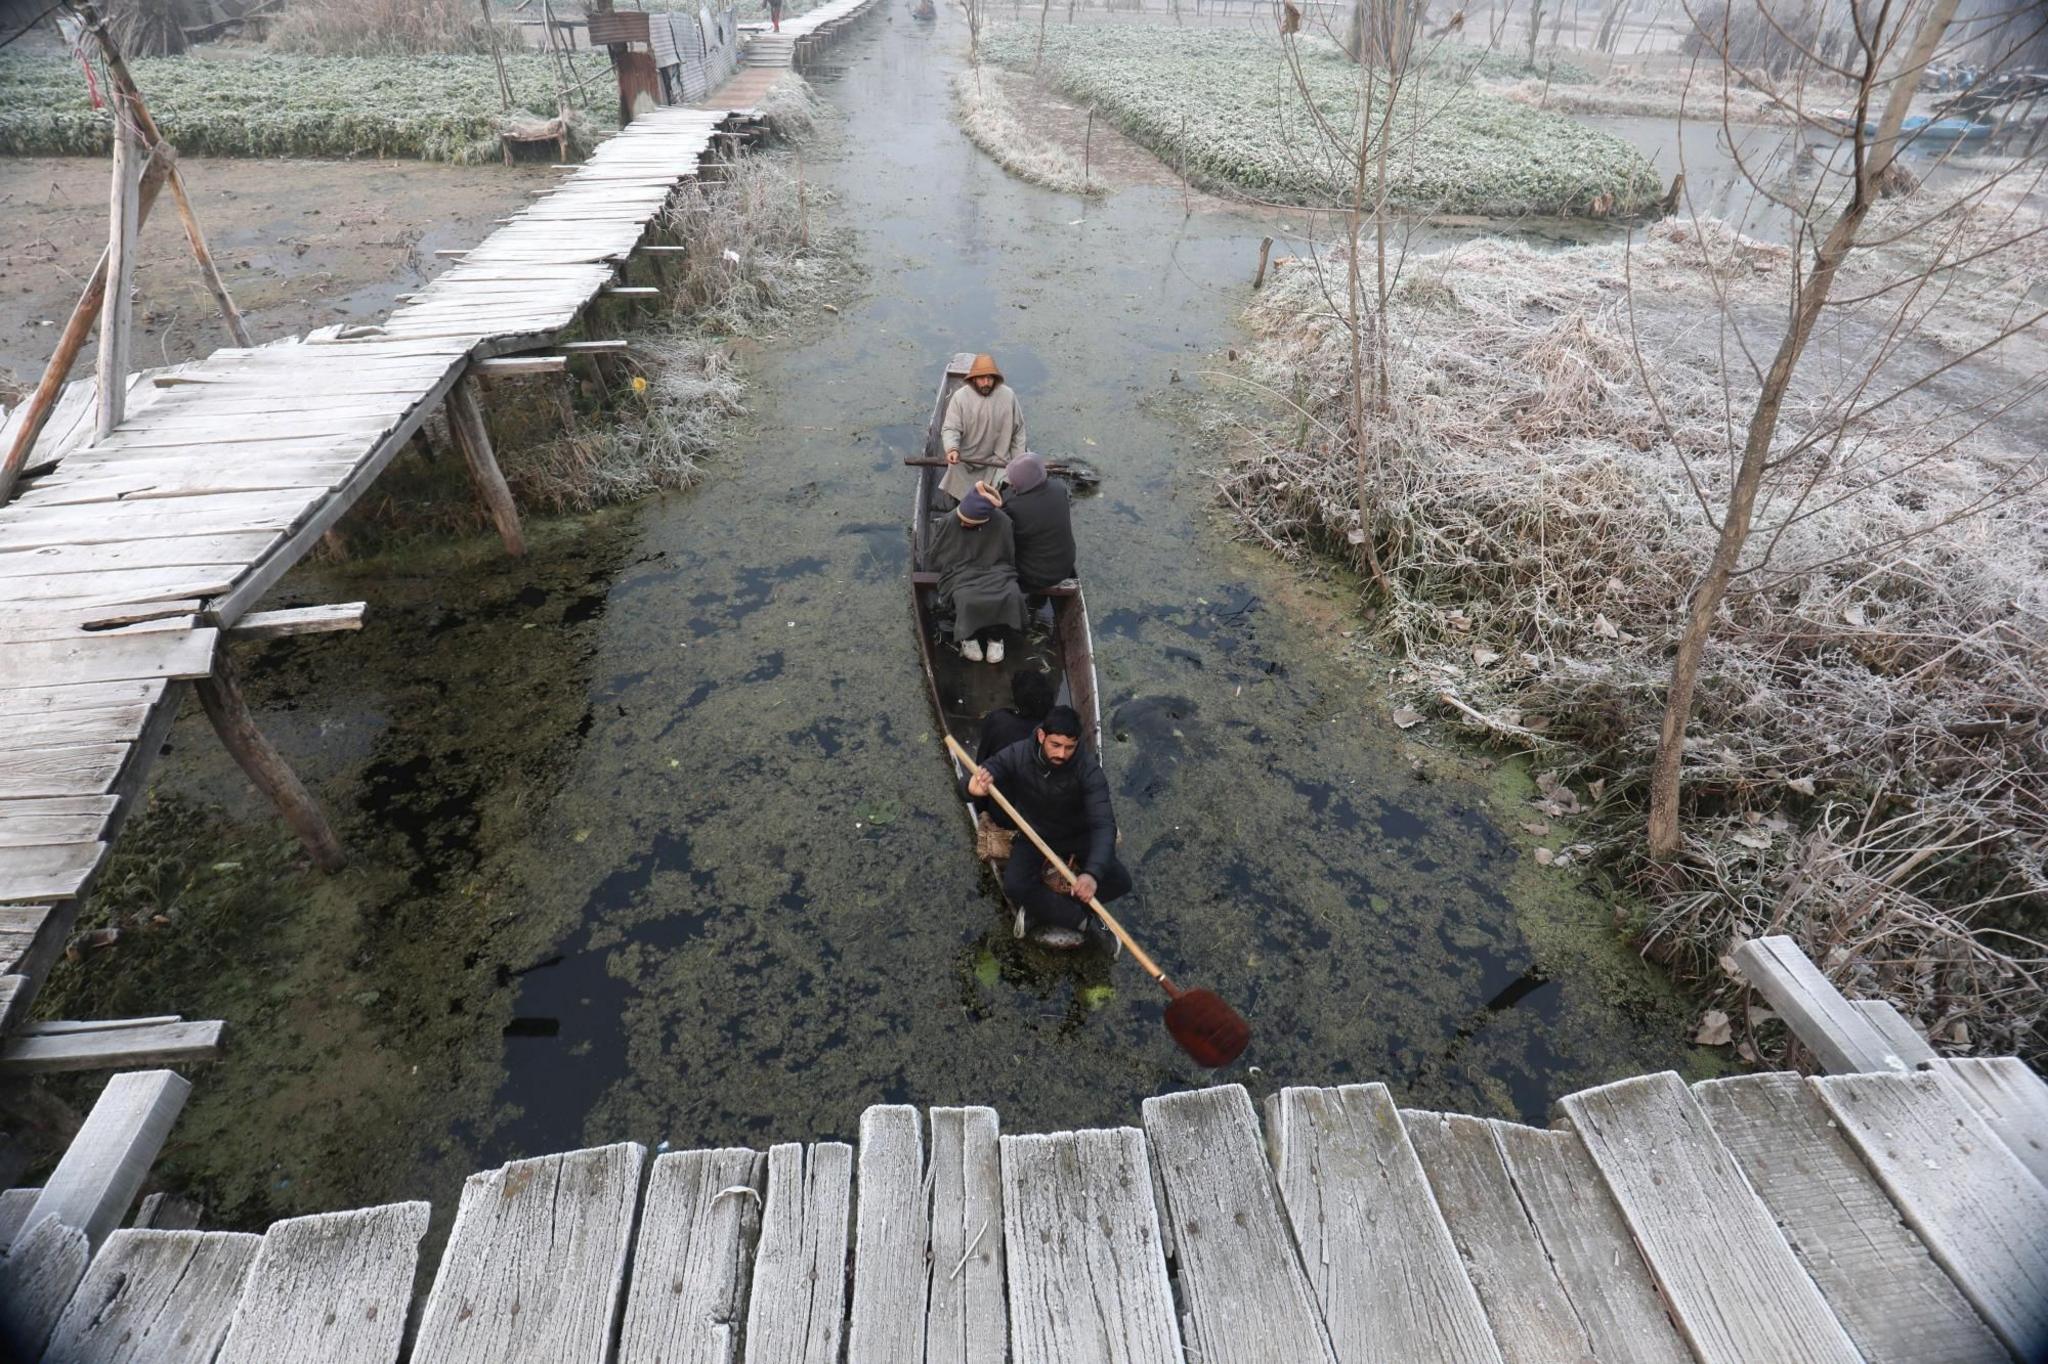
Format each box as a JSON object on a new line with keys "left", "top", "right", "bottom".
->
{"left": 618, "top": 1148, "right": 763, "bottom": 1364}
{"left": 413, "top": 1143, "right": 645, "bottom": 1364}
{"left": 0, "top": 1186, "right": 39, "bottom": 1251}
{"left": 215, "top": 1202, "right": 431, "bottom": 1364}
{"left": 0, "top": 1018, "right": 222, "bottom": 1074}
{"left": 1733, "top": 935, "right": 1901, "bottom": 1074}
{"left": 1557, "top": 1072, "right": 1860, "bottom": 1364}
{"left": 0, "top": 678, "right": 165, "bottom": 716}
{"left": 22, "top": 462, "right": 362, "bottom": 507}
{"left": 5, "top": 567, "right": 233, "bottom": 610}
{"left": 1483, "top": 1120, "right": 1693, "bottom": 1364}
{"left": 743, "top": 1141, "right": 853, "bottom": 1364}
{"left": 925, "top": 1106, "right": 1005, "bottom": 1364}
{"left": 1400, "top": 1111, "right": 1592, "bottom": 1364}
{"left": 30, "top": 1015, "right": 182, "bottom": 1036}
{"left": 1813, "top": 1070, "right": 2048, "bottom": 1358}
{"left": 998, "top": 1127, "right": 1180, "bottom": 1364}
{"left": 226, "top": 603, "right": 367, "bottom": 640}
{"left": 0, "top": 743, "right": 126, "bottom": 800}
{"left": 0, "top": 798, "right": 117, "bottom": 848}
{"left": 25, "top": 1069, "right": 191, "bottom": 1251}
{"left": 43, "top": 1228, "right": 262, "bottom": 1364}
{"left": 1936, "top": 1056, "right": 2048, "bottom": 1188}
{"left": 0, "top": 532, "right": 278, "bottom": 578}
{"left": 0, "top": 904, "right": 52, "bottom": 975}
{"left": 848, "top": 1105, "right": 926, "bottom": 1364}
{"left": 1145, "top": 1085, "right": 1337, "bottom": 1364}
{"left": 0, "top": 605, "right": 200, "bottom": 644}
{"left": 1265, "top": 1085, "right": 1498, "bottom": 1364}
{"left": 1697, "top": 1073, "right": 2005, "bottom": 1362}
{"left": 0, "top": 710, "right": 148, "bottom": 754}
{"left": 0, "top": 629, "right": 218, "bottom": 691}
{"left": 0, "top": 1214, "right": 90, "bottom": 1359}
{"left": 0, "top": 840, "right": 104, "bottom": 902}
{"left": 0, "top": 974, "right": 23, "bottom": 1033}
{"left": 1850, "top": 1000, "right": 1940, "bottom": 1067}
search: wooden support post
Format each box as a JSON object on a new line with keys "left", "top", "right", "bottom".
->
{"left": 196, "top": 650, "right": 347, "bottom": 872}
{"left": 94, "top": 113, "right": 141, "bottom": 441}
{"left": 25, "top": 1069, "right": 190, "bottom": 1253}
{"left": 446, "top": 377, "right": 527, "bottom": 557}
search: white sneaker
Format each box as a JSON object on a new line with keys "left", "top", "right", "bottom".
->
{"left": 960, "top": 638, "right": 983, "bottom": 662}
{"left": 986, "top": 638, "right": 1005, "bottom": 664}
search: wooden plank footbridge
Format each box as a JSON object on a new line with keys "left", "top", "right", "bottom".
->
{"left": 0, "top": 937, "right": 2044, "bottom": 1362}
{"left": 0, "top": 0, "right": 879, "bottom": 1077}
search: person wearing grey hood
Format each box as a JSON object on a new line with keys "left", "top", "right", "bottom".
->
{"left": 997, "top": 452, "right": 1076, "bottom": 627}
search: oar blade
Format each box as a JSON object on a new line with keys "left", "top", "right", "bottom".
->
{"left": 1164, "top": 989, "right": 1250, "bottom": 1068}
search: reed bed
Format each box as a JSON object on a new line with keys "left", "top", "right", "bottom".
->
{"left": 952, "top": 67, "right": 1098, "bottom": 196}
{"left": 1217, "top": 201, "right": 2048, "bottom": 1059}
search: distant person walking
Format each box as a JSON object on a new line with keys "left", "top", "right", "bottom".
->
{"left": 768, "top": 0, "right": 784, "bottom": 32}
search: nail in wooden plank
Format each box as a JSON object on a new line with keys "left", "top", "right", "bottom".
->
{"left": 1265, "top": 1085, "right": 1500, "bottom": 1364}
{"left": 1935, "top": 1056, "right": 2048, "bottom": 1188}
{"left": 1145, "top": 1085, "right": 1338, "bottom": 1364}
{"left": 998, "top": 1127, "right": 1180, "bottom": 1364}
{"left": 224, "top": 603, "right": 367, "bottom": 641}
{"left": 0, "top": 1214, "right": 90, "bottom": 1359}
{"left": 1401, "top": 1110, "right": 1593, "bottom": 1364}
{"left": 216, "top": 1202, "right": 431, "bottom": 1364}
{"left": 1813, "top": 1070, "right": 2048, "bottom": 1358}
{"left": 413, "top": 1143, "right": 646, "bottom": 1364}
{"left": 743, "top": 1141, "right": 852, "bottom": 1364}
{"left": 1694, "top": 1073, "right": 2004, "bottom": 1363}
{"left": 0, "top": 1019, "right": 223, "bottom": 1075}
{"left": 43, "top": 1228, "right": 262, "bottom": 1364}
{"left": 619, "top": 1148, "right": 764, "bottom": 1364}
{"left": 1733, "top": 936, "right": 1900, "bottom": 1074}
{"left": 24, "top": 1069, "right": 190, "bottom": 1252}
{"left": 1557, "top": 1072, "right": 1860, "bottom": 1364}
{"left": 1484, "top": 1120, "right": 1693, "bottom": 1364}
{"left": 924, "top": 1106, "right": 1004, "bottom": 1364}
{"left": 848, "top": 1106, "right": 926, "bottom": 1364}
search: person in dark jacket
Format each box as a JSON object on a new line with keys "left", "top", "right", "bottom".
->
{"left": 967, "top": 705, "right": 1132, "bottom": 944}
{"left": 997, "top": 454, "right": 1076, "bottom": 593}
{"left": 977, "top": 668, "right": 1056, "bottom": 762}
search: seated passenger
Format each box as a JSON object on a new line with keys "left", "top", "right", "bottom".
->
{"left": 996, "top": 453, "right": 1076, "bottom": 594}
{"left": 939, "top": 353, "right": 1026, "bottom": 502}
{"left": 978, "top": 668, "right": 1057, "bottom": 762}
{"left": 929, "top": 486, "right": 1024, "bottom": 665}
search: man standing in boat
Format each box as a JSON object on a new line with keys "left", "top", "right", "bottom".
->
{"left": 967, "top": 705, "right": 1132, "bottom": 948}
{"left": 940, "top": 353, "right": 1026, "bottom": 503}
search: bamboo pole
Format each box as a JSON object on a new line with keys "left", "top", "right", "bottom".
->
{"left": 0, "top": 147, "right": 172, "bottom": 507}
{"left": 197, "top": 651, "right": 347, "bottom": 873}
{"left": 75, "top": 1, "right": 251, "bottom": 349}
{"left": 95, "top": 109, "right": 141, "bottom": 440}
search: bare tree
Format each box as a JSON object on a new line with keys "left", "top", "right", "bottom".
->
{"left": 1644, "top": 0, "right": 2048, "bottom": 857}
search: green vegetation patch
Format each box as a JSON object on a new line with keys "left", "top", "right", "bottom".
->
{"left": 0, "top": 52, "right": 612, "bottom": 161}
{"left": 982, "top": 26, "right": 1658, "bottom": 215}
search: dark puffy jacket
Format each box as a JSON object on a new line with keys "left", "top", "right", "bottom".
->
{"left": 967, "top": 737, "right": 1117, "bottom": 877}
{"left": 1004, "top": 480, "right": 1076, "bottom": 591}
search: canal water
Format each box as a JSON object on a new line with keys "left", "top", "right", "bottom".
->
{"left": 90, "top": 8, "right": 1724, "bottom": 1224}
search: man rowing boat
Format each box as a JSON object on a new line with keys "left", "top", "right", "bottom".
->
{"left": 939, "top": 353, "right": 1026, "bottom": 502}
{"left": 967, "top": 705, "right": 1132, "bottom": 949}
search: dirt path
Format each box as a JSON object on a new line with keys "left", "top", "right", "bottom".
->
{"left": 0, "top": 155, "right": 550, "bottom": 400}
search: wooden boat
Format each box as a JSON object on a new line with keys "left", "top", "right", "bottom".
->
{"left": 910, "top": 352, "right": 1102, "bottom": 945}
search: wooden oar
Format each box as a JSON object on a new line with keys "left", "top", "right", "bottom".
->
{"left": 945, "top": 734, "right": 1250, "bottom": 1068}
{"left": 903, "top": 455, "right": 1102, "bottom": 489}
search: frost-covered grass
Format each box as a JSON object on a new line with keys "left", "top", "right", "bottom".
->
{"left": 0, "top": 51, "right": 613, "bottom": 161}
{"left": 952, "top": 67, "right": 1099, "bottom": 196}
{"left": 981, "top": 25, "right": 1661, "bottom": 215}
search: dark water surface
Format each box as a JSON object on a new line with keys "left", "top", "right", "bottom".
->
{"left": 456, "top": 14, "right": 1709, "bottom": 1167}
{"left": 91, "top": 11, "right": 1720, "bottom": 1223}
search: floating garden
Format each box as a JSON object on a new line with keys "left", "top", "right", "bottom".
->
{"left": 980, "top": 26, "right": 1662, "bottom": 216}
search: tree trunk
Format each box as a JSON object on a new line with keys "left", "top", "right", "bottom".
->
{"left": 1645, "top": 0, "right": 1960, "bottom": 859}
